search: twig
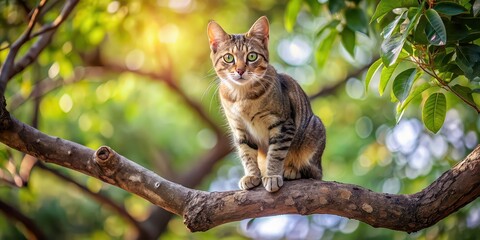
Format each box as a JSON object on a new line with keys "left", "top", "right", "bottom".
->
{"left": 99, "top": 63, "right": 224, "bottom": 135}
{"left": 30, "top": 0, "right": 75, "bottom": 39}
{"left": 8, "top": 67, "right": 105, "bottom": 111}
{"left": 36, "top": 163, "right": 149, "bottom": 236}
{"left": 309, "top": 59, "right": 375, "bottom": 100}
{"left": 0, "top": 198, "right": 47, "bottom": 240}
{"left": 0, "top": 0, "right": 47, "bottom": 95}
{"left": 0, "top": 0, "right": 79, "bottom": 96}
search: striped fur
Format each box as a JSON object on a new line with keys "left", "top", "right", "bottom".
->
{"left": 207, "top": 16, "right": 326, "bottom": 192}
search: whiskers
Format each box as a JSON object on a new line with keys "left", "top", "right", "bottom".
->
{"left": 201, "top": 68, "right": 221, "bottom": 114}
{"left": 251, "top": 71, "right": 273, "bottom": 94}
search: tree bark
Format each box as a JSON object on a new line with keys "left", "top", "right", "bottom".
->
{"left": 0, "top": 116, "right": 479, "bottom": 233}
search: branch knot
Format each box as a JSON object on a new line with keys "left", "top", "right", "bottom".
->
{"left": 94, "top": 146, "right": 120, "bottom": 176}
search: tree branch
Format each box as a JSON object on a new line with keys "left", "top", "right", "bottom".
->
{"left": 0, "top": 0, "right": 79, "bottom": 96}
{"left": 0, "top": 116, "right": 478, "bottom": 233}
{"left": 309, "top": 58, "right": 376, "bottom": 100}
{"left": 36, "top": 163, "right": 149, "bottom": 236}
{"left": 99, "top": 63, "right": 223, "bottom": 135}
{"left": 0, "top": 198, "right": 46, "bottom": 240}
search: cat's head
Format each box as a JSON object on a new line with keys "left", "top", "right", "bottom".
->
{"left": 207, "top": 16, "right": 270, "bottom": 87}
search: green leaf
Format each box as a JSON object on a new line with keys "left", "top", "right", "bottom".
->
{"left": 452, "top": 84, "right": 475, "bottom": 104}
{"left": 381, "top": 11, "right": 407, "bottom": 39}
{"left": 365, "top": 58, "right": 383, "bottom": 92}
{"left": 455, "top": 44, "right": 480, "bottom": 81}
{"left": 455, "top": 17, "right": 480, "bottom": 30}
{"left": 345, "top": 8, "right": 369, "bottom": 35}
{"left": 425, "top": 9, "right": 447, "bottom": 45}
{"left": 422, "top": 92, "right": 447, "bottom": 134}
{"left": 441, "top": 51, "right": 455, "bottom": 67}
{"left": 474, "top": 0, "right": 480, "bottom": 16}
{"left": 380, "top": 33, "right": 404, "bottom": 66}
{"left": 434, "top": 2, "right": 468, "bottom": 16}
{"left": 379, "top": 62, "right": 399, "bottom": 96}
{"left": 328, "top": 0, "right": 345, "bottom": 14}
{"left": 305, "top": 0, "right": 321, "bottom": 15}
{"left": 316, "top": 20, "right": 341, "bottom": 38}
{"left": 413, "top": 15, "right": 429, "bottom": 44}
{"left": 371, "top": 0, "right": 419, "bottom": 23}
{"left": 444, "top": 21, "right": 469, "bottom": 43}
{"left": 341, "top": 27, "right": 356, "bottom": 57}
{"left": 381, "top": 6, "right": 422, "bottom": 66}
{"left": 315, "top": 29, "right": 338, "bottom": 67}
{"left": 397, "top": 82, "right": 433, "bottom": 119}
{"left": 285, "top": 0, "right": 303, "bottom": 32}
{"left": 392, "top": 68, "right": 417, "bottom": 102}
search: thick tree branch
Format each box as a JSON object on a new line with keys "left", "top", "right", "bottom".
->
{"left": 0, "top": 116, "right": 478, "bottom": 233}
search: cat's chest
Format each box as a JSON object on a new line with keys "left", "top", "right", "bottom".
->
{"left": 226, "top": 100, "right": 275, "bottom": 144}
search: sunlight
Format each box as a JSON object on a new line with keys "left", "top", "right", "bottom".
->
{"left": 158, "top": 23, "right": 180, "bottom": 43}
{"left": 277, "top": 36, "right": 312, "bottom": 66}
{"left": 125, "top": 49, "right": 145, "bottom": 70}
{"left": 168, "top": 0, "right": 193, "bottom": 12}
{"left": 59, "top": 93, "right": 73, "bottom": 113}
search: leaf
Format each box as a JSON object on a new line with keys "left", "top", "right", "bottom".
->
{"left": 425, "top": 9, "right": 447, "bottom": 45}
{"left": 474, "top": 0, "right": 480, "bottom": 16}
{"left": 455, "top": 44, "right": 480, "bottom": 81}
{"left": 285, "top": 0, "right": 303, "bottom": 32}
{"left": 316, "top": 20, "right": 341, "bottom": 38}
{"left": 305, "top": 0, "right": 320, "bottom": 15}
{"left": 381, "top": 33, "right": 404, "bottom": 67}
{"left": 440, "top": 51, "right": 455, "bottom": 68}
{"left": 341, "top": 27, "right": 356, "bottom": 57}
{"left": 345, "top": 7, "right": 369, "bottom": 35}
{"left": 444, "top": 21, "right": 469, "bottom": 43}
{"left": 315, "top": 29, "right": 338, "bottom": 67}
{"left": 364, "top": 58, "right": 383, "bottom": 92}
{"left": 434, "top": 2, "right": 468, "bottom": 16}
{"left": 422, "top": 92, "right": 447, "bottom": 134}
{"left": 413, "top": 15, "right": 429, "bottom": 44}
{"left": 393, "top": 68, "right": 418, "bottom": 102}
{"left": 461, "top": 30, "right": 480, "bottom": 43}
{"left": 397, "top": 82, "right": 433, "bottom": 119}
{"left": 455, "top": 17, "right": 480, "bottom": 30}
{"left": 381, "top": 11, "right": 406, "bottom": 39}
{"left": 371, "top": 0, "right": 419, "bottom": 23}
{"left": 379, "top": 62, "right": 399, "bottom": 96}
{"left": 381, "top": 6, "right": 422, "bottom": 66}
{"left": 328, "top": 0, "right": 345, "bottom": 14}
{"left": 452, "top": 84, "right": 475, "bottom": 104}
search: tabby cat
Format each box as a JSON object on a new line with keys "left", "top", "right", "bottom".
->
{"left": 207, "top": 16, "right": 326, "bottom": 192}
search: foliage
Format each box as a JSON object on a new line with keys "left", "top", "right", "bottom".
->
{"left": 370, "top": 0, "right": 480, "bottom": 132}
{"left": 0, "top": 0, "right": 479, "bottom": 239}
{"left": 287, "top": 0, "right": 480, "bottom": 133}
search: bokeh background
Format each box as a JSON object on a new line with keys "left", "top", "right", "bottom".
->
{"left": 1, "top": 0, "right": 479, "bottom": 239}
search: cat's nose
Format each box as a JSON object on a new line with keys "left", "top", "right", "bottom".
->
{"left": 236, "top": 68, "right": 245, "bottom": 76}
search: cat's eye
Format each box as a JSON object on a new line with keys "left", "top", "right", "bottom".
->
{"left": 223, "top": 54, "right": 234, "bottom": 63}
{"left": 247, "top": 52, "right": 258, "bottom": 62}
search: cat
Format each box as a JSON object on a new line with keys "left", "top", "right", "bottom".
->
{"left": 207, "top": 16, "right": 326, "bottom": 192}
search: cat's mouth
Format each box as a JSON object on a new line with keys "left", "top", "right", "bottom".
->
{"left": 228, "top": 75, "right": 251, "bottom": 85}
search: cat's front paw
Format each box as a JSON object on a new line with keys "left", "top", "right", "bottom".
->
{"left": 262, "top": 175, "right": 283, "bottom": 192}
{"left": 239, "top": 175, "right": 261, "bottom": 190}
{"left": 283, "top": 166, "right": 301, "bottom": 180}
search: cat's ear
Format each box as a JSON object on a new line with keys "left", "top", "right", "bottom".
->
{"left": 246, "top": 16, "right": 269, "bottom": 46}
{"left": 207, "top": 21, "right": 229, "bottom": 53}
